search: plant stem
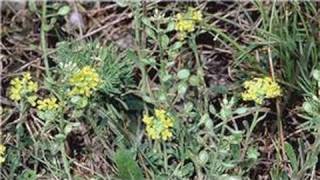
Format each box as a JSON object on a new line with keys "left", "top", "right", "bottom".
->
{"left": 162, "top": 142, "right": 168, "bottom": 173}
{"left": 41, "top": 0, "right": 51, "bottom": 78}
{"left": 267, "top": 1, "right": 286, "bottom": 161}
{"left": 268, "top": 43, "right": 286, "bottom": 161}
{"left": 61, "top": 143, "right": 72, "bottom": 180}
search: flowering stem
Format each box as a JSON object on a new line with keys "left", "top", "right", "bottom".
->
{"left": 266, "top": 1, "right": 286, "bottom": 162}
{"left": 41, "top": 0, "right": 51, "bottom": 78}
{"left": 268, "top": 42, "right": 286, "bottom": 161}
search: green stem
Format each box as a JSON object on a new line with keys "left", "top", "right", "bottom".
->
{"left": 241, "top": 110, "right": 265, "bottom": 160}
{"left": 133, "top": 7, "right": 153, "bottom": 100}
{"left": 162, "top": 142, "right": 168, "bottom": 173}
{"left": 41, "top": 0, "right": 51, "bottom": 77}
{"left": 61, "top": 143, "right": 72, "bottom": 180}
{"left": 190, "top": 34, "right": 208, "bottom": 113}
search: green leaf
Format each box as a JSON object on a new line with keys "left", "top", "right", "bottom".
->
{"left": 209, "top": 105, "right": 217, "bottom": 115}
{"left": 177, "top": 69, "right": 190, "bottom": 80}
{"left": 17, "top": 169, "right": 37, "bottom": 180}
{"left": 115, "top": 0, "right": 130, "bottom": 7}
{"left": 146, "top": 27, "right": 156, "bottom": 40}
{"left": 302, "top": 101, "right": 314, "bottom": 115}
{"left": 246, "top": 146, "right": 260, "bottom": 160}
{"left": 171, "top": 41, "right": 183, "bottom": 50}
{"left": 161, "top": 73, "right": 172, "bottom": 82}
{"left": 284, "top": 142, "right": 298, "bottom": 171}
{"left": 141, "top": 57, "right": 156, "bottom": 65}
{"left": 28, "top": 0, "right": 37, "bottom": 12}
{"left": 58, "top": 5, "right": 71, "bottom": 16}
{"left": 304, "top": 153, "right": 318, "bottom": 170}
{"left": 160, "top": 34, "right": 170, "bottom": 48}
{"left": 177, "top": 162, "right": 194, "bottom": 177}
{"left": 166, "top": 21, "right": 175, "bottom": 32}
{"left": 198, "top": 150, "right": 209, "bottom": 166}
{"left": 141, "top": 17, "right": 156, "bottom": 31}
{"left": 37, "top": 111, "right": 56, "bottom": 121}
{"left": 66, "top": 122, "right": 80, "bottom": 134}
{"left": 218, "top": 175, "right": 242, "bottom": 180}
{"left": 234, "top": 107, "right": 247, "bottom": 115}
{"left": 71, "top": 96, "right": 88, "bottom": 108}
{"left": 312, "top": 69, "right": 320, "bottom": 81}
{"left": 43, "top": 23, "right": 54, "bottom": 32}
{"left": 177, "top": 82, "right": 188, "bottom": 95}
{"left": 189, "top": 75, "right": 200, "bottom": 86}
{"left": 114, "top": 148, "right": 144, "bottom": 180}
{"left": 55, "top": 134, "right": 66, "bottom": 142}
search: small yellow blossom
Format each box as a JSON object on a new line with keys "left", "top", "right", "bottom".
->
{"left": 8, "top": 72, "right": 38, "bottom": 106}
{"left": 175, "top": 8, "right": 203, "bottom": 40}
{"left": 0, "top": 144, "right": 6, "bottom": 165}
{"left": 22, "top": 72, "right": 32, "bottom": 81}
{"left": 241, "top": 77, "right": 282, "bottom": 104}
{"left": 69, "top": 66, "right": 101, "bottom": 97}
{"left": 143, "top": 115, "right": 154, "bottom": 125}
{"left": 191, "top": 9, "right": 203, "bottom": 22}
{"left": 143, "top": 108, "right": 174, "bottom": 141}
{"left": 161, "top": 129, "right": 173, "bottom": 141}
{"left": 37, "top": 97, "right": 59, "bottom": 111}
{"left": 27, "top": 81, "right": 38, "bottom": 92}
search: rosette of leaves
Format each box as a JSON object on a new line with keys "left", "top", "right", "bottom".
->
{"left": 55, "top": 41, "right": 134, "bottom": 95}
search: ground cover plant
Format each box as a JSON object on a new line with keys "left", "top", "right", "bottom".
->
{"left": 1, "top": 1, "right": 320, "bottom": 179}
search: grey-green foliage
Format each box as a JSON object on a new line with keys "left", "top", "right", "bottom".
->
{"left": 55, "top": 41, "right": 134, "bottom": 94}
{"left": 298, "top": 69, "right": 320, "bottom": 179}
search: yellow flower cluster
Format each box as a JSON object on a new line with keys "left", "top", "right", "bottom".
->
{"left": 241, "top": 77, "right": 282, "bottom": 104}
{"left": 143, "top": 109, "right": 174, "bottom": 141}
{"left": 68, "top": 66, "right": 101, "bottom": 97}
{"left": 0, "top": 144, "right": 6, "bottom": 165}
{"left": 9, "top": 72, "right": 38, "bottom": 106}
{"left": 175, "top": 8, "right": 203, "bottom": 40}
{"left": 37, "top": 97, "right": 59, "bottom": 111}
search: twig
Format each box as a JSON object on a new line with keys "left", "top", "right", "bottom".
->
{"left": 77, "top": 12, "right": 133, "bottom": 41}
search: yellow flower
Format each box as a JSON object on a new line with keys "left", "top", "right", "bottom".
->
{"left": 10, "top": 77, "right": 22, "bottom": 87}
{"left": 0, "top": 144, "right": 5, "bottom": 155}
{"left": 175, "top": 7, "right": 203, "bottom": 39}
{"left": 161, "top": 129, "right": 173, "bottom": 141}
{"left": 69, "top": 66, "right": 101, "bottom": 97}
{"left": 192, "top": 9, "right": 203, "bottom": 22}
{"left": 177, "top": 32, "right": 187, "bottom": 40}
{"left": 37, "top": 97, "right": 59, "bottom": 111}
{"left": 27, "top": 81, "right": 38, "bottom": 92}
{"left": 175, "top": 19, "right": 195, "bottom": 32}
{"left": 241, "top": 77, "right": 282, "bottom": 104}
{"left": 162, "top": 118, "right": 173, "bottom": 128}
{"left": 146, "top": 126, "right": 160, "bottom": 140}
{"left": 9, "top": 88, "right": 22, "bottom": 101}
{"left": 0, "top": 144, "right": 6, "bottom": 165}
{"left": 143, "top": 115, "right": 154, "bottom": 125}
{"left": 142, "top": 109, "right": 174, "bottom": 141}
{"left": 22, "top": 72, "right": 32, "bottom": 81}
{"left": 8, "top": 72, "right": 38, "bottom": 105}
{"left": 155, "top": 109, "right": 166, "bottom": 121}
